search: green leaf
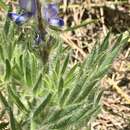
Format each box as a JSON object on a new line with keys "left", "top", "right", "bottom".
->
{"left": 44, "top": 74, "right": 53, "bottom": 89}
{"left": 0, "top": 92, "right": 10, "bottom": 109}
{"left": 59, "top": 88, "right": 69, "bottom": 106}
{"left": 74, "top": 80, "right": 98, "bottom": 103}
{"left": 0, "top": 45, "right": 4, "bottom": 61}
{"left": 61, "top": 54, "right": 69, "bottom": 75}
{"left": 99, "top": 31, "right": 110, "bottom": 52}
{"left": 0, "top": 1, "right": 8, "bottom": 11}
{"left": 45, "top": 108, "right": 62, "bottom": 124}
{"left": 59, "top": 103, "right": 82, "bottom": 118}
{"left": 0, "top": 110, "right": 6, "bottom": 120}
{"left": 0, "top": 92, "right": 17, "bottom": 130}
{"left": 46, "top": 103, "right": 81, "bottom": 125}
{"left": 9, "top": 109, "right": 17, "bottom": 130}
{"left": 58, "top": 77, "right": 64, "bottom": 98}
{"left": 4, "top": 4, "right": 12, "bottom": 35}
{"left": 50, "top": 114, "right": 72, "bottom": 129}
{"left": 89, "top": 105, "right": 101, "bottom": 120}
{"left": 111, "top": 34, "right": 123, "bottom": 51}
{"left": 69, "top": 103, "right": 93, "bottom": 123}
{"left": 19, "top": 54, "right": 24, "bottom": 72}
{"left": 51, "top": 103, "right": 93, "bottom": 129}
{"left": 25, "top": 66, "right": 32, "bottom": 87}
{"left": 78, "top": 105, "right": 101, "bottom": 123}
{"left": 65, "top": 84, "right": 81, "bottom": 105}
{"left": 0, "top": 122, "right": 9, "bottom": 130}
{"left": 30, "top": 119, "right": 37, "bottom": 130}
{"left": 31, "top": 54, "right": 38, "bottom": 82}
{"left": 94, "top": 90, "right": 103, "bottom": 106}
{"left": 50, "top": 19, "right": 98, "bottom": 32}
{"left": 64, "top": 20, "right": 98, "bottom": 32}
{"left": 55, "top": 59, "right": 60, "bottom": 75}
{"left": 4, "top": 59, "right": 11, "bottom": 80}
{"left": 65, "top": 63, "right": 78, "bottom": 85}
{"left": 8, "top": 86, "right": 28, "bottom": 113}
{"left": 83, "top": 44, "right": 97, "bottom": 70}
{"left": 33, "top": 93, "right": 52, "bottom": 119}
{"left": 33, "top": 73, "right": 42, "bottom": 95}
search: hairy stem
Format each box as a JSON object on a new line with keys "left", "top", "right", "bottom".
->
{"left": 36, "top": 0, "right": 50, "bottom": 71}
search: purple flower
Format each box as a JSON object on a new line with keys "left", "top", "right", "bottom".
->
{"left": 8, "top": 0, "right": 64, "bottom": 27}
{"left": 42, "top": 3, "right": 64, "bottom": 27}
{"left": 8, "top": 0, "right": 64, "bottom": 44}
{"left": 8, "top": 0, "right": 36, "bottom": 25}
{"left": 8, "top": 12, "right": 33, "bottom": 25}
{"left": 19, "top": 0, "right": 36, "bottom": 14}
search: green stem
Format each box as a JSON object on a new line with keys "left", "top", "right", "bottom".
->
{"left": 36, "top": 0, "right": 50, "bottom": 70}
{"left": 49, "top": 19, "right": 99, "bottom": 32}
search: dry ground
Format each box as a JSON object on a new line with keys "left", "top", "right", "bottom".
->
{"left": 61, "top": 0, "right": 130, "bottom": 129}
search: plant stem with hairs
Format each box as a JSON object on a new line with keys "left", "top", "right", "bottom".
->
{"left": 36, "top": 0, "right": 51, "bottom": 71}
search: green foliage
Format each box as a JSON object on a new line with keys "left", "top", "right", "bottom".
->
{"left": 0, "top": 17, "right": 129, "bottom": 130}
{"left": 0, "top": 122, "right": 9, "bottom": 130}
{"left": 0, "top": 1, "right": 8, "bottom": 11}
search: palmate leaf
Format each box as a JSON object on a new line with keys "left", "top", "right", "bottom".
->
{"left": 0, "top": 27, "right": 128, "bottom": 130}
{"left": 49, "top": 103, "right": 93, "bottom": 129}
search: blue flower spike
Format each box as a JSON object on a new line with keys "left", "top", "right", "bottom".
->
{"left": 8, "top": 0, "right": 36, "bottom": 25}
{"left": 48, "top": 17, "right": 64, "bottom": 27}
{"left": 8, "top": 0, "right": 64, "bottom": 44}
{"left": 42, "top": 3, "right": 59, "bottom": 21}
{"left": 8, "top": 12, "right": 33, "bottom": 25}
{"left": 42, "top": 3, "right": 64, "bottom": 27}
{"left": 19, "top": 0, "right": 36, "bottom": 14}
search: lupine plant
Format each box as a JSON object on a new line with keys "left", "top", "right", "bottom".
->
{"left": 0, "top": 0, "right": 129, "bottom": 130}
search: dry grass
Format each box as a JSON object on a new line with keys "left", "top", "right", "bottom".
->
{"left": 61, "top": 0, "right": 130, "bottom": 129}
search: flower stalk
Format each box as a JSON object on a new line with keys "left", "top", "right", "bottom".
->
{"left": 36, "top": 0, "right": 49, "bottom": 67}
